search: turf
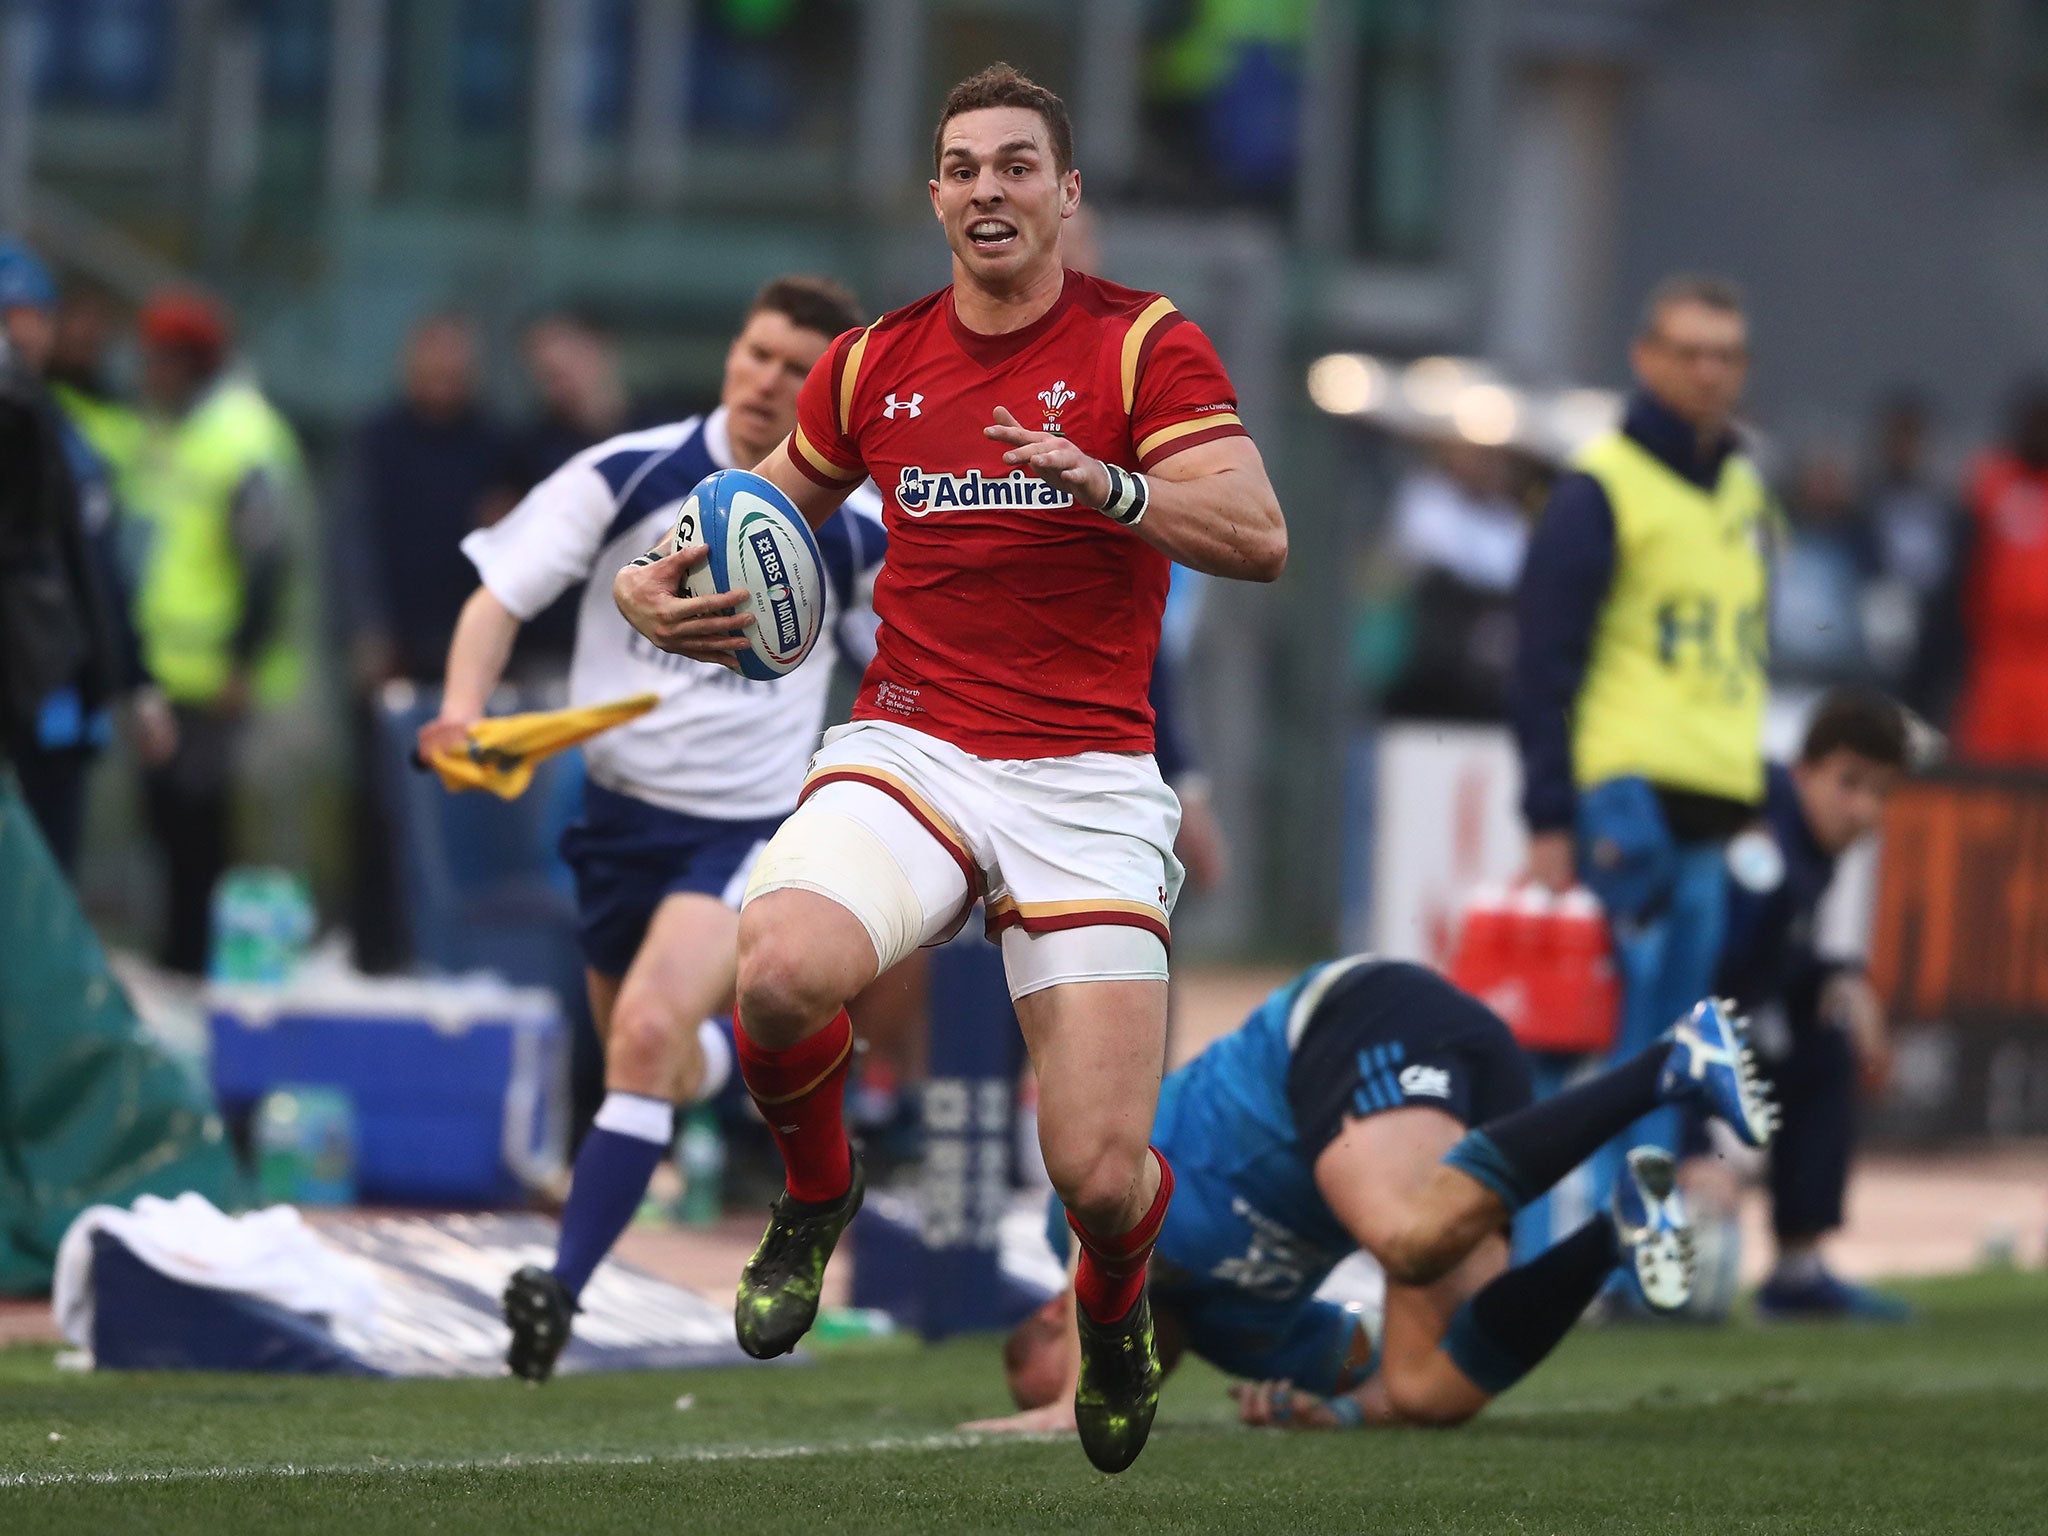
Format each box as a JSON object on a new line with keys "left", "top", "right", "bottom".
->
{"left": 3, "top": 1270, "right": 2045, "bottom": 1534}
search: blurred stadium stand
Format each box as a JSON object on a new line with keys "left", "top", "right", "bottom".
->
{"left": 5, "top": 0, "right": 2048, "bottom": 971}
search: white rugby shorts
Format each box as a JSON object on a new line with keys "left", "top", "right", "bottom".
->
{"left": 743, "top": 720, "right": 1184, "bottom": 999}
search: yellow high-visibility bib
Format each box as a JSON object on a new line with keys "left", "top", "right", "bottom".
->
{"left": 114, "top": 383, "right": 305, "bottom": 707}
{"left": 1570, "top": 430, "right": 1769, "bottom": 804}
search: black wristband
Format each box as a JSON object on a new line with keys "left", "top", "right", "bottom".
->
{"left": 1098, "top": 463, "right": 1149, "bottom": 526}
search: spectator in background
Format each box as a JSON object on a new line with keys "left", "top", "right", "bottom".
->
{"left": 1148, "top": 0, "right": 1311, "bottom": 205}
{"left": 44, "top": 281, "right": 138, "bottom": 467}
{"left": 335, "top": 312, "right": 517, "bottom": 971}
{"left": 99, "top": 291, "right": 305, "bottom": 975}
{"left": 507, "top": 312, "right": 633, "bottom": 493}
{"left": 0, "top": 242, "right": 173, "bottom": 872}
{"left": 1855, "top": 393, "right": 1963, "bottom": 724}
{"left": 339, "top": 313, "right": 516, "bottom": 689}
{"left": 1951, "top": 380, "right": 2048, "bottom": 765}
{"left": 1514, "top": 275, "right": 1770, "bottom": 1222}
{"left": 1771, "top": 447, "right": 1870, "bottom": 690}
{"left": 1685, "top": 689, "right": 1912, "bottom": 1322}
{"left": 1381, "top": 439, "right": 1531, "bottom": 721}
{"left": 504, "top": 313, "right": 635, "bottom": 674}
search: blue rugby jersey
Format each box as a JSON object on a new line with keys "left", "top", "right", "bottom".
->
{"left": 1152, "top": 961, "right": 1379, "bottom": 1304}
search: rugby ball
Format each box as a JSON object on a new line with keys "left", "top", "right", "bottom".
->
{"left": 668, "top": 469, "right": 826, "bottom": 682}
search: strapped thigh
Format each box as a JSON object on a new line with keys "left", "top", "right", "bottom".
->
{"left": 744, "top": 779, "right": 971, "bottom": 973}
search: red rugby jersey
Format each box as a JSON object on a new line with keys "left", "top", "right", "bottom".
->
{"left": 788, "top": 269, "right": 1249, "bottom": 758}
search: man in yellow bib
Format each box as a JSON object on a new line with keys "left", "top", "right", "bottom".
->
{"left": 1514, "top": 275, "right": 1769, "bottom": 1242}
{"left": 86, "top": 292, "right": 304, "bottom": 975}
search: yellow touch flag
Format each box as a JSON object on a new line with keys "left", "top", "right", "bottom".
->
{"left": 426, "top": 694, "right": 659, "bottom": 800}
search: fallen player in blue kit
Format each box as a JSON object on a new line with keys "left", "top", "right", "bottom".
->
{"left": 972, "top": 958, "right": 1776, "bottom": 1433}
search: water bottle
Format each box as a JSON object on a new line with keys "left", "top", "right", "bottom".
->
{"left": 210, "top": 868, "right": 315, "bottom": 985}
{"left": 256, "top": 1086, "right": 358, "bottom": 1206}
{"left": 676, "top": 1105, "right": 725, "bottom": 1226}
{"left": 810, "top": 1307, "right": 898, "bottom": 1344}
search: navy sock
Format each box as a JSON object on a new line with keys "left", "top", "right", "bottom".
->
{"left": 1443, "top": 1216, "right": 1620, "bottom": 1395}
{"left": 1444, "top": 1047, "right": 1665, "bottom": 1211}
{"left": 551, "top": 1094, "right": 674, "bottom": 1300}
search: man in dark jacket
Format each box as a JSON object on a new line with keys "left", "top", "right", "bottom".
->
{"left": 333, "top": 312, "right": 517, "bottom": 969}
{"left": 337, "top": 313, "right": 518, "bottom": 689}
{"left": 0, "top": 242, "right": 171, "bottom": 872}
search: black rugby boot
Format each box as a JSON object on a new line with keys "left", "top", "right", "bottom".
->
{"left": 734, "top": 1152, "right": 866, "bottom": 1359}
{"left": 503, "top": 1265, "right": 576, "bottom": 1383}
{"left": 1073, "top": 1287, "right": 1164, "bottom": 1473}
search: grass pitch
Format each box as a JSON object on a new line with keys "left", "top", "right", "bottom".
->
{"left": 2, "top": 1270, "right": 2044, "bottom": 1534}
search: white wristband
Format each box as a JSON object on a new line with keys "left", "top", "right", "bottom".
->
{"left": 1097, "top": 463, "right": 1149, "bottom": 527}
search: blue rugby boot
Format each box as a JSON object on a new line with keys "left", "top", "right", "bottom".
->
{"left": 1756, "top": 1268, "right": 1914, "bottom": 1323}
{"left": 1660, "top": 998, "right": 1778, "bottom": 1148}
{"left": 1612, "top": 1148, "right": 1695, "bottom": 1314}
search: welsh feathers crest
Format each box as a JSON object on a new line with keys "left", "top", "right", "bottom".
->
{"left": 1037, "top": 380, "right": 1076, "bottom": 434}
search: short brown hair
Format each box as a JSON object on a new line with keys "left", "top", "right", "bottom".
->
{"left": 932, "top": 63, "right": 1073, "bottom": 177}
{"left": 1639, "top": 273, "right": 1746, "bottom": 338}
{"left": 749, "top": 275, "right": 862, "bottom": 342}
{"left": 1800, "top": 687, "right": 1910, "bottom": 770}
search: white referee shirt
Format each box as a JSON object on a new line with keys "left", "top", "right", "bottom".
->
{"left": 461, "top": 407, "right": 887, "bottom": 821}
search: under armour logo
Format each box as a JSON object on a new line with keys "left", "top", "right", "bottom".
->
{"left": 883, "top": 393, "right": 923, "bottom": 419}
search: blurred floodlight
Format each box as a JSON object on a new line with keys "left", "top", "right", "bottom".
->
{"left": 1549, "top": 388, "right": 1623, "bottom": 452}
{"left": 1452, "top": 382, "right": 1519, "bottom": 446}
{"left": 1307, "top": 353, "right": 1387, "bottom": 416}
{"left": 1401, "top": 355, "right": 1472, "bottom": 416}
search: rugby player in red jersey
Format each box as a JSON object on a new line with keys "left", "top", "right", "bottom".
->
{"left": 614, "top": 63, "right": 1286, "bottom": 1473}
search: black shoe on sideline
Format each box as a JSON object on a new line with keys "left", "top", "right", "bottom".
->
{"left": 503, "top": 1265, "right": 576, "bottom": 1383}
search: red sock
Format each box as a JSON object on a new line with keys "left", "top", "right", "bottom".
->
{"left": 737, "top": 1010, "right": 854, "bottom": 1204}
{"left": 1067, "top": 1148, "right": 1174, "bottom": 1324}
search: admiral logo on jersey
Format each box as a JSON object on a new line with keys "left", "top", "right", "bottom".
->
{"left": 895, "top": 465, "right": 1075, "bottom": 518}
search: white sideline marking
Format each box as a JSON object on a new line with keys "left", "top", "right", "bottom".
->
{"left": 0, "top": 1431, "right": 1071, "bottom": 1491}
{"left": 5, "top": 1375, "right": 2041, "bottom": 1491}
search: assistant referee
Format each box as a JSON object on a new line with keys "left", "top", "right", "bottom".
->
{"left": 1514, "top": 273, "right": 1770, "bottom": 1193}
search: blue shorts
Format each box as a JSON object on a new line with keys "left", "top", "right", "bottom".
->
{"left": 1283, "top": 960, "right": 1536, "bottom": 1160}
{"left": 559, "top": 782, "right": 784, "bottom": 978}
{"left": 1042, "top": 1196, "right": 1377, "bottom": 1397}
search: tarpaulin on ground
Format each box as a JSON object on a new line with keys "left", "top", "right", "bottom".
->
{"left": 65, "top": 1206, "right": 769, "bottom": 1376}
{"left": 0, "top": 764, "right": 241, "bottom": 1294}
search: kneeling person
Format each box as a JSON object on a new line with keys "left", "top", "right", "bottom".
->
{"left": 985, "top": 959, "right": 1774, "bottom": 1432}
{"left": 418, "top": 276, "right": 885, "bottom": 1382}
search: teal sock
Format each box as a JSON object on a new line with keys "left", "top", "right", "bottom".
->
{"left": 1444, "top": 1049, "right": 1665, "bottom": 1211}
{"left": 1442, "top": 1217, "right": 1620, "bottom": 1394}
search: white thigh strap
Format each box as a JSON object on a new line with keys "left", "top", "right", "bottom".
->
{"left": 744, "top": 804, "right": 940, "bottom": 975}
{"left": 999, "top": 922, "right": 1169, "bottom": 1002}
